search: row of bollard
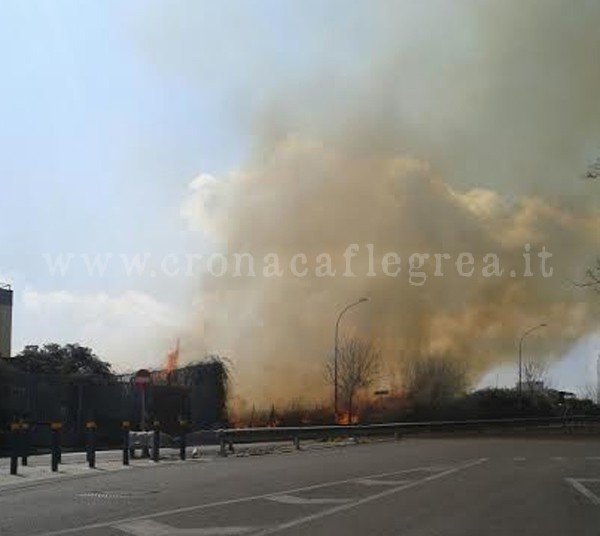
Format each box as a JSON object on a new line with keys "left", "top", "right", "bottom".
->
{"left": 6, "top": 419, "right": 191, "bottom": 476}
{"left": 7, "top": 422, "right": 319, "bottom": 475}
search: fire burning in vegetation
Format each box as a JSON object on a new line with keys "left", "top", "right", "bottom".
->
{"left": 172, "top": 1, "right": 600, "bottom": 409}
{"left": 164, "top": 339, "right": 180, "bottom": 377}
{"left": 153, "top": 340, "right": 180, "bottom": 384}
{"left": 228, "top": 390, "right": 412, "bottom": 428}
{"left": 336, "top": 412, "right": 359, "bottom": 426}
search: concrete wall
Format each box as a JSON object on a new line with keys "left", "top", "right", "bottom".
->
{"left": 0, "top": 287, "right": 13, "bottom": 358}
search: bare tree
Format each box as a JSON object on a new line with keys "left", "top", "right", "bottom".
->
{"left": 573, "top": 159, "right": 600, "bottom": 291}
{"left": 522, "top": 359, "right": 549, "bottom": 393}
{"left": 579, "top": 384, "right": 600, "bottom": 404}
{"left": 326, "top": 338, "right": 381, "bottom": 423}
{"left": 574, "top": 257, "right": 600, "bottom": 293}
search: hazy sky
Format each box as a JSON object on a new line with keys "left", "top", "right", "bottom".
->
{"left": 0, "top": 1, "right": 598, "bottom": 394}
{"left": 0, "top": 0, "right": 370, "bottom": 370}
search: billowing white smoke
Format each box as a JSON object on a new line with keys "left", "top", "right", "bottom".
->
{"left": 181, "top": 142, "right": 599, "bottom": 404}
{"left": 166, "top": 0, "right": 600, "bottom": 405}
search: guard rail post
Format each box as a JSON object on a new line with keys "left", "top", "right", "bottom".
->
{"left": 122, "top": 421, "right": 130, "bottom": 466}
{"left": 218, "top": 431, "right": 227, "bottom": 457}
{"left": 152, "top": 421, "right": 160, "bottom": 462}
{"left": 179, "top": 419, "right": 188, "bottom": 461}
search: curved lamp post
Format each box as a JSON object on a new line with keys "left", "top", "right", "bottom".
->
{"left": 518, "top": 322, "right": 547, "bottom": 404}
{"left": 334, "top": 297, "right": 368, "bottom": 418}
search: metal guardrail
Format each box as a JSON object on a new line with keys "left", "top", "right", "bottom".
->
{"left": 215, "top": 415, "right": 600, "bottom": 453}
{"left": 3, "top": 415, "right": 598, "bottom": 474}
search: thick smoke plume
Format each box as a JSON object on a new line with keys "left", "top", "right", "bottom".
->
{"left": 173, "top": 1, "right": 600, "bottom": 405}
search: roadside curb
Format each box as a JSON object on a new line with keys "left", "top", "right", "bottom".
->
{"left": 0, "top": 439, "right": 383, "bottom": 495}
{"left": 0, "top": 457, "right": 205, "bottom": 495}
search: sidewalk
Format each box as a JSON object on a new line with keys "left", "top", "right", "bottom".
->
{"left": 0, "top": 446, "right": 215, "bottom": 492}
{"left": 0, "top": 438, "right": 359, "bottom": 492}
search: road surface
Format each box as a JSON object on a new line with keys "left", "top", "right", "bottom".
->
{"left": 1, "top": 437, "right": 600, "bottom": 535}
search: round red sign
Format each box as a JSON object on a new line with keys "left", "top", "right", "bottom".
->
{"left": 134, "top": 369, "right": 151, "bottom": 385}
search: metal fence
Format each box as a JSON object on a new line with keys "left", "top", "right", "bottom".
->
{"left": 0, "top": 361, "right": 228, "bottom": 452}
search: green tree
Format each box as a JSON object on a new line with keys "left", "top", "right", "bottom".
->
{"left": 12, "top": 343, "right": 113, "bottom": 376}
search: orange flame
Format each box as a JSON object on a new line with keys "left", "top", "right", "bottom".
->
{"left": 158, "top": 339, "right": 179, "bottom": 382}
{"left": 336, "top": 412, "right": 359, "bottom": 425}
{"left": 164, "top": 339, "right": 180, "bottom": 379}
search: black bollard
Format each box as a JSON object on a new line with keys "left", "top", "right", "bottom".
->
{"left": 10, "top": 422, "right": 19, "bottom": 475}
{"left": 21, "top": 422, "right": 29, "bottom": 466}
{"left": 179, "top": 420, "right": 187, "bottom": 461}
{"left": 86, "top": 422, "right": 96, "bottom": 469}
{"left": 122, "top": 421, "right": 130, "bottom": 466}
{"left": 152, "top": 421, "right": 160, "bottom": 462}
{"left": 51, "top": 422, "right": 62, "bottom": 472}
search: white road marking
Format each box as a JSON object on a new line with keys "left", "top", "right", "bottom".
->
{"left": 78, "top": 490, "right": 156, "bottom": 500}
{"left": 267, "top": 494, "right": 351, "bottom": 505}
{"left": 252, "top": 458, "right": 488, "bottom": 536}
{"left": 513, "top": 457, "right": 526, "bottom": 461}
{"left": 550, "top": 457, "right": 565, "bottom": 462}
{"left": 355, "top": 478, "right": 412, "bottom": 486}
{"left": 585, "top": 457, "right": 600, "bottom": 461}
{"left": 116, "top": 520, "right": 258, "bottom": 535}
{"left": 422, "top": 465, "right": 450, "bottom": 472}
{"left": 35, "top": 462, "right": 470, "bottom": 536}
{"left": 565, "top": 478, "right": 600, "bottom": 506}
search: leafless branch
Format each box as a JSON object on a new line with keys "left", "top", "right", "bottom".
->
{"left": 572, "top": 257, "right": 600, "bottom": 293}
{"left": 523, "top": 359, "right": 548, "bottom": 392}
{"left": 326, "top": 337, "right": 381, "bottom": 421}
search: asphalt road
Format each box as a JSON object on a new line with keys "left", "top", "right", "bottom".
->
{"left": 1, "top": 437, "right": 600, "bottom": 535}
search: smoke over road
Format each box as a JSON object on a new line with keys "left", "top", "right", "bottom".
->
{"left": 149, "top": 1, "right": 600, "bottom": 405}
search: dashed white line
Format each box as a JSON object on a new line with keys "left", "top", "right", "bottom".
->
{"left": 355, "top": 478, "right": 412, "bottom": 486}
{"left": 565, "top": 478, "right": 600, "bottom": 506}
{"left": 267, "top": 494, "right": 351, "bottom": 505}
{"left": 116, "top": 519, "right": 258, "bottom": 535}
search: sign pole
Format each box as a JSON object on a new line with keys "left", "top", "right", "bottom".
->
{"left": 141, "top": 386, "right": 146, "bottom": 431}
{"left": 134, "top": 369, "right": 152, "bottom": 432}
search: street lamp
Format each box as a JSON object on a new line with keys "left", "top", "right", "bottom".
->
{"left": 334, "top": 297, "right": 368, "bottom": 419}
{"left": 518, "top": 322, "right": 547, "bottom": 404}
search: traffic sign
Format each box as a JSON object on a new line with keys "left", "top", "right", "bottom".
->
{"left": 135, "top": 369, "right": 151, "bottom": 386}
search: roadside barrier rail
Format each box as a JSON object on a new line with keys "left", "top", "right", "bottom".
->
{"left": 3, "top": 415, "right": 598, "bottom": 472}
{"left": 215, "top": 415, "right": 600, "bottom": 455}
